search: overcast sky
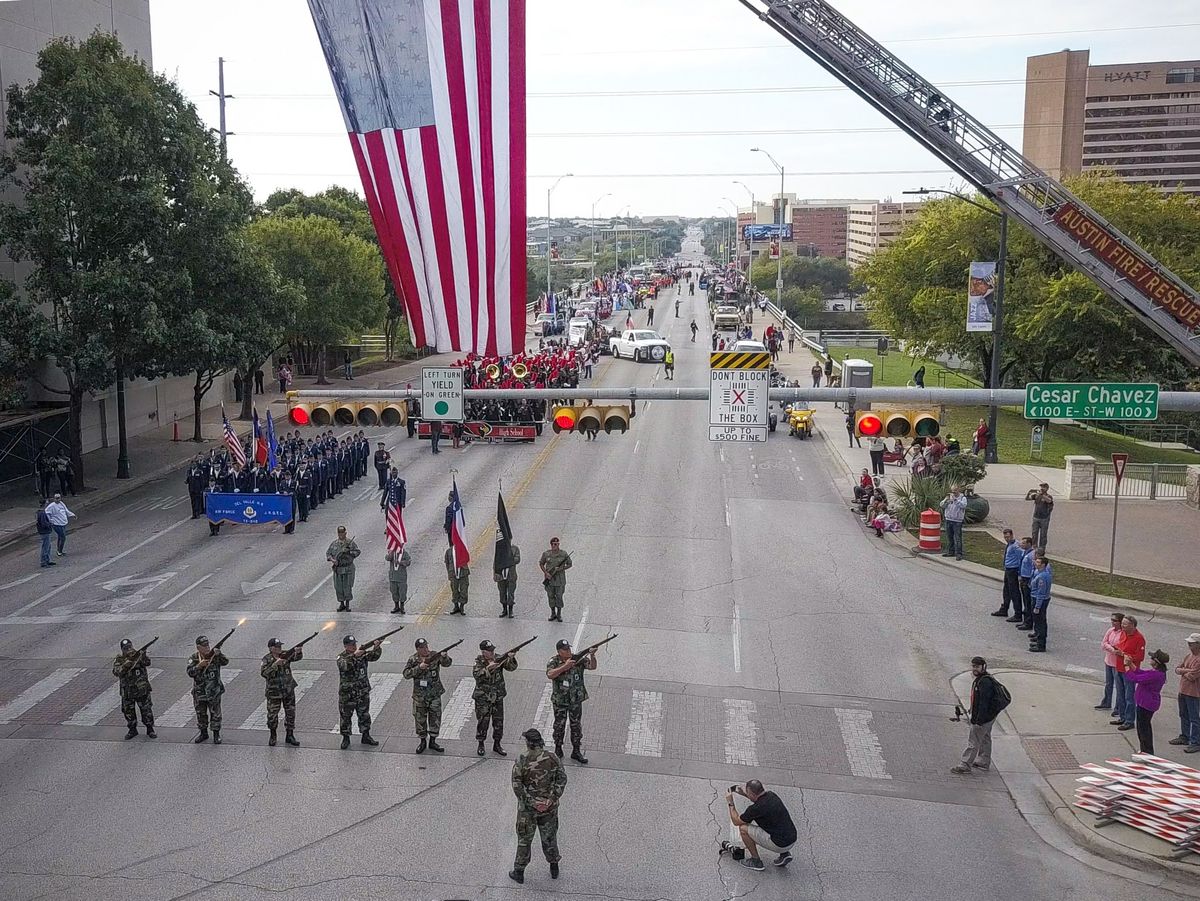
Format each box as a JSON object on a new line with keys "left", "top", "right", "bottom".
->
{"left": 148, "top": 0, "right": 1200, "bottom": 217}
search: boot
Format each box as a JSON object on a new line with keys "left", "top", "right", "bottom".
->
{"left": 125, "top": 725, "right": 138, "bottom": 740}
{"left": 285, "top": 731, "right": 300, "bottom": 747}
{"left": 337, "top": 602, "right": 347, "bottom": 612}
{"left": 428, "top": 736, "right": 445, "bottom": 753}
{"left": 506, "top": 604, "right": 514, "bottom": 617}
{"left": 212, "top": 729, "right": 222, "bottom": 745}
{"left": 361, "top": 731, "right": 379, "bottom": 746}
{"left": 416, "top": 736, "right": 427, "bottom": 754}
{"left": 555, "top": 743, "right": 564, "bottom": 758}
{"left": 391, "top": 604, "right": 401, "bottom": 614}
{"left": 145, "top": 724, "right": 157, "bottom": 739}
{"left": 194, "top": 729, "right": 209, "bottom": 744}
{"left": 508, "top": 868, "right": 525, "bottom": 884}
{"left": 269, "top": 727, "right": 277, "bottom": 747}
{"left": 498, "top": 607, "right": 507, "bottom": 618}
{"left": 399, "top": 603, "right": 405, "bottom": 614}
{"left": 571, "top": 747, "right": 589, "bottom": 764}
{"left": 477, "top": 740, "right": 486, "bottom": 757}
{"left": 493, "top": 740, "right": 507, "bottom": 756}
{"left": 550, "top": 861, "right": 560, "bottom": 879}
{"left": 341, "top": 733, "right": 351, "bottom": 750}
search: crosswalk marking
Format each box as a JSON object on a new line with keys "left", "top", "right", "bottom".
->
{"left": 723, "top": 698, "right": 758, "bottom": 766}
{"left": 625, "top": 690, "right": 664, "bottom": 757}
{"left": 437, "top": 678, "right": 476, "bottom": 741}
{"left": 155, "top": 669, "right": 242, "bottom": 728}
{"left": 0, "top": 669, "right": 86, "bottom": 724}
{"left": 328, "top": 672, "right": 408, "bottom": 734}
{"left": 238, "top": 671, "right": 324, "bottom": 730}
{"left": 63, "top": 669, "right": 162, "bottom": 726}
{"left": 532, "top": 683, "right": 555, "bottom": 738}
{"left": 835, "top": 708, "right": 891, "bottom": 780}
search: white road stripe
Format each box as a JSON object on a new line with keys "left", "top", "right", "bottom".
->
{"left": 161, "top": 496, "right": 189, "bottom": 509}
{"left": 612, "top": 499, "right": 621, "bottom": 523}
{"left": 835, "top": 708, "right": 892, "bottom": 780}
{"left": 532, "top": 683, "right": 555, "bottom": 737}
{"left": 0, "top": 668, "right": 86, "bottom": 724}
{"left": 624, "top": 689, "right": 664, "bottom": 757}
{"left": 156, "top": 669, "right": 242, "bottom": 728}
{"left": 731, "top": 605, "right": 742, "bottom": 674}
{"left": 16, "top": 517, "right": 192, "bottom": 615}
{"left": 633, "top": 439, "right": 640, "bottom": 455}
{"left": 63, "top": 669, "right": 162, "bottom": 726}
{"left": 159, "top": 573, "right": 213, "bottom": 610}
{"left": 1065, "top": 664, "right": 1100, "bottom": 676}
{"left": 0, "top": 574, "right": 40, "bottom": 592}
{"left": 437, "top": 677, "right": 476, "bottom": 741}
{"left": 723, "top": 698, "right": 758, "bottom": 766}
{"left": 331, "top": 671, "right": 406, "bottom": 735}
{"left": 572, "top": 607, "right": 590, "bottom": 650}
{"left": 238, "top": 670, "right": 324, "bottom": 730}
{"left": 303, "top": 572, "right": 334, "bottom": 600}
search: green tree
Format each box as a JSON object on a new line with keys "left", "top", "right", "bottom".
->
{"left": 0, "top": 33, "right": 242, "bottom": 487}
{"left": 246, "top": 214, "right": 385, "bottom": 385}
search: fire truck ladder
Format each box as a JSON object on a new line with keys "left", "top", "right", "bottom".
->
{"left": 737, "top": 0, "right": 1200, "bottom": 366}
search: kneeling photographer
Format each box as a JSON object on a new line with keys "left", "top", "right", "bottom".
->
{"left": 721, "top": 779, "right": 797, "bottom": 871}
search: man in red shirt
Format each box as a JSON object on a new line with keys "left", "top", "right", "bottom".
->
{"left": 1113, "top": 615, "right": 1146, "bottom": 730}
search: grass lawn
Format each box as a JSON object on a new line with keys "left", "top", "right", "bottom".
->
{"left": 959, "top": 530, "right": 1199, "bottom": 610}
{"left": 832, "top": 350, "right": 1198, "bottom": 468}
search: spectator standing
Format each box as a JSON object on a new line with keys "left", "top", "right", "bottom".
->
{"left": 972, "top": 419, "right": 989, "bottom": 456}
{"left": 867, "top": 435, "right": 886, "bottom": 477}
{"left": 1026, "top": 483, "right": 1054, "bottom": 550}
{"left": 1169, "top": 633, "right": 1200, "bottom": 753}
{"left": 45, "top": 493, "right": 75, "bottom": 557}
{"left": 992, "top": 529, "right": 1024, "bottom": 621}
{"left": 1095, "top": 612, "right": 1126, "bottom": 716}
{"left": 1125, "top": 650, "right": 1170, "bottom": 755}
{"left": 913, "top": 365, "right": 926, "bottom": 388}
{"left": 53, "top": 452, "right": 74, "bottom": 495}
{"left": 1113, "top": 616, "right": 1146, "bottom": 731}
{"left": 951, "top": 656, "right": 1008, "bottom": 774}
{"left": 35, "top": 500, "right": 55, "bottom": 567}
{"left": 1028, "top": 556, "right": 1052, "bottom": 652}
{"left": 233, "top": 371, "right": 243, "bottom": 402}
{"left": 787, "top": 327, "right": 797, "bottom": 352}
{"left": 1015, "top": 538, "right": 1036, "bottom": 631}
{"left": 34, "top": 446, "right": 53, "bottom": 498}
{"left": 823, "top": 355, "right": 833, "bottom": 384}
{"left": 810, "top": 361, "right": 822, "bottom": 388}
{"left": 845, "top": 412, "right": 861, "bottom": 449}
{"left": 254, "top": 368, "right": 265, "bottom": 394}
{"left": 343, "top": 351, "right": 354, "bottom": 380}
{"left": 940, "top": 486, "right": 967, "bottom": 560}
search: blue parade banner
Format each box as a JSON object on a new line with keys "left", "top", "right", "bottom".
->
{"left": 205, "top": 492, "right": 294, "bottom": 527}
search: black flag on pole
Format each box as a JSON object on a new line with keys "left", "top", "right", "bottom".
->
{"left": 494, "top": 491, "right": 515, "bottom": 573}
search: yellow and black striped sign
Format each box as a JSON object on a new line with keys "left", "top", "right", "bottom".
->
{"left": 710, "top": 351, "right": 771, "bottom": 370}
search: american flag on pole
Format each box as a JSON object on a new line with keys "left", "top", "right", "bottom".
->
{"left": 448, "top": 479, "right": 470, "bottom": 569}
{"left": 222, "top": 406, "right": 247, "bottom": 468}
{"left": 385, "top": 489, "right": 407, "bottom": 553}
{"left": 306, "top": 0, "right": 527, "bottom": 356}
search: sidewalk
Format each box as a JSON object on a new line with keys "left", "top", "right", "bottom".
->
{"left": 766, "top": 339, "right": 1200, "bottom": 589}
{"left": 950, "top": 669, "right": 1199, "bottom": 875}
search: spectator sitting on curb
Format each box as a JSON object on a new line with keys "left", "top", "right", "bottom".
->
{"left": 1095, "top": 612, "right": 1126, "bottom": 717}
{"left": 1125, "top": 649, "right": 1169, "bottom": 755}
{"left": 951, "top": 657, "right": 1009, "bottom": 774}
{"left": 1168, "top": 633, "right": 1200, "bottom": 753}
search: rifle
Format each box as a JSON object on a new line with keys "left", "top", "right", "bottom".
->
{"left": 119, "top": 636, "right": 159, "bottom": 672}
{"left": 541, "top": 552, "right": 573, "bottom": 586}
{"left": 489, "top": 636, "right": 537, "bottom": 670}
{"left": 355, "top": 626, "right": 405, "bottom": 654}
{"left": 332, "top": 536, "right": 358, "bottom": 568}
{"left": 571, "top": 633, "right": 617, "bottom": 663}
{"left": 199, "top": 626, "right": 237, "bottom": 669}
{"left": 273, "top": 632, "right": 319, "bottom": 666}
{"left": 419, "top": 638, "right": 463, "bottom": 665}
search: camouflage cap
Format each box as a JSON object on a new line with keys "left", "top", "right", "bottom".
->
{"left": 556, "top": 639, "right": 571, "bottom": 650}
{"left": 343, "top": 634, "right": 357, "bottom": 645}
{"left": 479, "top": 640, "right": 495, "bottom": 651}
{"left": 119, "top": 639, "right": 133, "bottom": 650}
{"left": 522, "top": 728, "right": 545, "bottom": 745}
{"left": 415, "top": 638, "right": 428, "bottom": 648}
{"left": 267, "top": 638, "right": 282, "bottom": 648}
{"left": 196, "top": 635, "right": 209, "bottom": 646}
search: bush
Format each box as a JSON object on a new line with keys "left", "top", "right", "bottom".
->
{"left": 889, "top": 476, "right": 947, "bottom": 529}
{"left": 938, "top": 454, "right": 987, "bottom": 491}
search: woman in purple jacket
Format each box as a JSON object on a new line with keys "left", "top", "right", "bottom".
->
{"left": 1125, "top": 649, "right": 1170, "bottom": 754}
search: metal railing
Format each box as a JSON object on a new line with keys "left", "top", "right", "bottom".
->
{"left": 1095, "top": 463, "right": 1190, "bottom": 499}
{"left": 1085, "top": 421, "right": 1199, "bottom": 451}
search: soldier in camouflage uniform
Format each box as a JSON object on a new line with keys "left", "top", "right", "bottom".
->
{"left": 402, "top": 638, "right": 452, "bottom": 753}
{"left": 186, "top": 635, "right": 229, "bottom": 745}
{"left": 386, "top": 546, "right": 412, "bottom": 614}
{"left": 337, "top": 634, "right": 383, "bottom": 749}
{"left": 509, "top": 727, "right": 567, "bottom": 884}
{"left": 546, "top": 639, "right": 597, "bottom": 764}
{"left": 473, "top": 639, "right": 518, "bottom": 757}
{"left": 495, "top": 543, "right": 520, "bottom": 617}
{"left": 538, "top": 538, "right": 572, "bottom": 622}
{"left": 444, "top": 546, "right": 470, "bottom": 615}
{"left": 112, "top": 638, "right": 155, "bottom": 740}
{"left": 326, "top": 526, "right": 361, "bottom": 612}
{"left": 260, "top": 638, "right": 302, "bottom": 747}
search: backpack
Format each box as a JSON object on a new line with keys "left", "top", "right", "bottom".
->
{"left": 991, "top": 677, "right": 1012, "bottom": 714}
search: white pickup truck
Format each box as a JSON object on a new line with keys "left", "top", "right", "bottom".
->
{"left": 609, "top": 329, "right": 670, "bottom": 363}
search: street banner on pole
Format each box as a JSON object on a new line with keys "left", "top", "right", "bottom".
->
{"left": 967, "top": 261, "right": 996, "bottom": 332}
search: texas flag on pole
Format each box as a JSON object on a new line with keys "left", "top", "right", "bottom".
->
{"left": 306, "top": 0, "right": 527, "bottom": 356}
{"left": 252, "top": 408, "right": 269, "bottom": 466}
{"left": 448, "top": 479, "right": 470, "bottom": 570}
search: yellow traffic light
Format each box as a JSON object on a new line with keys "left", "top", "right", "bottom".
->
{"left": 884, "top": 411, "right": 912, "bottom": 437}
{"left": 858, "top": 410, "right": 940, "bottom": 439}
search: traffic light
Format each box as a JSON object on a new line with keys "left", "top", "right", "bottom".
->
{"left": 289, "top": 400, "right": 336, "bottom": 427}
{"left": 288, "top": 399, "right": 406, "bottom": 428}
{"left": 855, "top": 412, "right": 883, "bottom": 437}
{"left": 857, "top": 410, "right": 939, "bottom": 438}
{"left": 552, "top": 405, "right": 580, "bottom": 433}
{"left": 551, "top": 404, "right": 634, "bottom": 435}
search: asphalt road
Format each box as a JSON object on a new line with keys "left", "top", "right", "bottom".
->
{"left": 0, "top": 236, "right": 1196, "bottom": 900}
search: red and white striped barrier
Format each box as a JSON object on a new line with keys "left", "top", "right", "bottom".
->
{"left": 1073, "top": 754, "right": 1200, "bottom": 859}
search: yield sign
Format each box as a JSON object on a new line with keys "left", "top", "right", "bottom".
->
{"left": 1111, "top": 453, "right": 1129, "bottom": 485}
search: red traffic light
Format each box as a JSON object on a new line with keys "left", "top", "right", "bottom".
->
{"left": 289, "top": 404, "right": 310, "bottom": 426}
{"left": 856, "top": 412, "right": 883, "bottom": 437}
{"left": 553, "top": 407, "right": 579, "bottom": 432}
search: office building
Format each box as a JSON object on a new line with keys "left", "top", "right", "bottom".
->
{"left": 845, "top": 202, "right": 923, "bottom": 268}
{"left": 1022, "top": 49, "right": 1200, "bottom": 194}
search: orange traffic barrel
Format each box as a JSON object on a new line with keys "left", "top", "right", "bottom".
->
{"left": 918, "top": 509, "right": 942, "bottom": 553}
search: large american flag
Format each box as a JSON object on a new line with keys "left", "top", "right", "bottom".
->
{"left": 307, "top": 0, "right": 527, "bottom": 356}
{"left": 222, "top": 406, "right": 247, "bottom": 468}
{"left": 385, "top": 489, "right": 407, "bottom": 553}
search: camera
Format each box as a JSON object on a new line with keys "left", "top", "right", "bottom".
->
{"left": 729, "top": 784, "right": 741, "bottom": 793}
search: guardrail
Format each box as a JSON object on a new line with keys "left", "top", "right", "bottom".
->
{"left": 1086, "top": 421, "right": 1199, "bottom": 451}
{"left": 1095, "top": 462, "right": 1190, "bottom": 499}
{"left": 762, "top": 300, "right": 839, "bottom": 369}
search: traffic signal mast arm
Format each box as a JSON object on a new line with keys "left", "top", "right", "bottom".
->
{"left": 735, "top": 0, "right": 1200, "bottom": 364}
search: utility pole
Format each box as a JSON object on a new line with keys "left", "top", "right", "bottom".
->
{"left": 209, "top": 57, "right": 234, "bottom": 159}
{"left": 751, "top": 148, "right": 785, "bottom": 304}
{"left": 546, "top": 174, "right": 573, "bottom": 307}
{"left": 733, "top": 181, "right": 755, "bottom": 281}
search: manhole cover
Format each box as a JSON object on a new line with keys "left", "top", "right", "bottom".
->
{"left": 1023, "top": 737, "right": 1079, "bottom": 772}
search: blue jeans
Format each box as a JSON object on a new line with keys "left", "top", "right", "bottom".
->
{"left": 1110, "top": 668, "right": 1125, "bottom": 717}
{"left": 944, "top": 521, "right": 963, "bottom": 557}
{"left": 1100, "top": 664, "right": 1117, "bottom": 708}
{"left": 52, "top": 524, "right": 67, "bottom": 553}
{"left": 39, "top": 532, "right": 51, "bottom": 565}
{"left": 1122, "top": 672, "right": 1137, "bottom": 725}
{"left": 1180, "top": 695, "right": 1200, "bottom": 745}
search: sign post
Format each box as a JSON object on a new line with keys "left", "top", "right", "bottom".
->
{"left": 1108, "top": 452, "right": 1129, "bottom": 594}
{"left": 708, "top": 351, "right": 771, "bottom": 443}
{"left": 1023, "top": 383, "right": 1159, "bottom": 421}
{"left": 422, "top": 367, "right": 464, "bottom": 422}
{"left": 1029, "top": 425, "right": 1044, "bottom": 460}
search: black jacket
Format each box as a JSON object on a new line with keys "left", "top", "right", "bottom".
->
{"left": 970, "top": 673, "right": 1002, "bottom": 725}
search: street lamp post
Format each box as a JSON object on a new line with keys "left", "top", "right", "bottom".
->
{"left": 547, "top": 173, "right": 573, "bottom": 305}
{"left": 733, "top": 180, "right": 755, "bottom": 282}
{"left": 718, "top": 203, "right": 736, "bottom": 267}
{"left": 905, "top": 187, "right": 1007, "bottom": 464}
{"left": 752, "top": 147, "right": 785, "bottom": 305}
{"left": 590, "top": 192, "right": 612, "bottom": 281}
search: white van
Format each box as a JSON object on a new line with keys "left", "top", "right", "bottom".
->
{"left": 567, "top": 318, "right": 593, "bottom": 347}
